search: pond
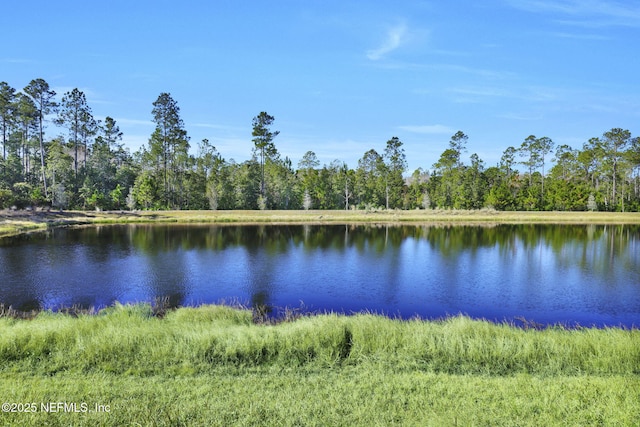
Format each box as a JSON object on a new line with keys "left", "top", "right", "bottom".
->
{"left": 1, "top": 224, "right": 639, "bottom": 327}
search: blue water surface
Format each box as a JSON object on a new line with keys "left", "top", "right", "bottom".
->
{"left": 1, "top": 224, "right": 638, "bottom": 327}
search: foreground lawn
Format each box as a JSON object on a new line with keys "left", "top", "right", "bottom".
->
{"left": 2, "top": 370, "right": 638, "bottom": 426}
{"left": 1, "top": 304, "right": 638, "bottom": 426}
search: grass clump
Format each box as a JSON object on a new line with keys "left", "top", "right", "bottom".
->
{"left": 0, "top": 304, "right": 639, "bottom": 425}
{"left": 1, "top": 304, "right": 639, "bottom": 375}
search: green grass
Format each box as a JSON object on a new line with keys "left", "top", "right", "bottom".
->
{"left": 2, "top": 212, "right": 639, "bottom": 424}
{"left": 1, "top": 304, "right": 638, "bottom": 426}
{"left": 0, "top": 220, "right": 47, "bottom": 238}
{"left": 2, "top": 370, "right": 638, "bottom": 426}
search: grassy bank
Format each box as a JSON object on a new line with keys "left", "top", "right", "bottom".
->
{"left": 2, "top": 208, "right": 640, "bottom": 238}
{"left": 1, "top": 304, "right": 638, "bottom": 426}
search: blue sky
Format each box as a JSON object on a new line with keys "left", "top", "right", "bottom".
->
{"left": 3, "top": 0, "right": 639, "bottom": 172}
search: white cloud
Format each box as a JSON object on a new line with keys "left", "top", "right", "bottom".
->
{"left": 366, "top": 23, "right": 408, "bottom": 60}
{"left": 397, "top": 124, "right": 455, "bottom": 134}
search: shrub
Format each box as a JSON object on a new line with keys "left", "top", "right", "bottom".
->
{"left": 0, "top": 188, "right": 13, "bottom": 209}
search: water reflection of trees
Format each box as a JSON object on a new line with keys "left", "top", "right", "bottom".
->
{"left": 4, "top": 223, "right": 637, "bottom": 268}
{"left": 1, "top": 223, "right": 638, "bottom": 312}
{"left": 119, "top": 223, "right": 640, "bottom": 278}
{"left": 117, "top": 223, "right": 640, "bottom": 252}
{"left": 119, "top": 222, "right": 640, "bottom": 319}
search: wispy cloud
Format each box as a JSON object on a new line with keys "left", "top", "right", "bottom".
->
{"left": 497, "top": 112, "right": 544, "bottom": 121}
{"left": 53, "top": 86, "right": 114, "bottom": 106}
{"left": 191, "top": 123, "right": 227, "bottom": 129}
{"left": 120, "top": 134, "right": 150, "bottom": 152}
{"left": 2, "top": 58, "right": 34, "bottom": 64}
{"left": 506, "top": 0, "right": 640, "bottom": 27}
{"left": 398, "top": 124, "right": 455, "bottom": 134}
{"left": 445, "top": 86, "right": 512, "bottom": 104}
{"left": 371, "top": 61, "right": 514, "bottom": 80}
{"left": 313, "top": 138, "right": 380, "bottom": 164}
{"left": 189, "top": 122, "right": 245, "bottom": 132}
{"left": 544, "top": 31, "right": 610, "bottom": 40}
{"left": 54, "top": 86, "right": 96, "bottom": 97}
{"left": 113, "top": 118, "right": 154, "bottom": 127}
{"left": 366, "top": 23, "right": 408, "bottom": 60}
{"left": 450, "top": 64, "right": 514, "bottom": 80}
{"left": 445, "top": 85, "right": 560, "bottom": 104}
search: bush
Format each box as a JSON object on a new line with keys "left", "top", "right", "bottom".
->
{"left": 11, "top": 182, "right": 33, "bottom": 208}
{"left": 0, "top": 188, "right": 13, "bottom": 209}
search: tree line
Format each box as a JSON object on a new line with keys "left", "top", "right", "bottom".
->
{"left": 1, "top": 78, "right": 639, "bottom": 212}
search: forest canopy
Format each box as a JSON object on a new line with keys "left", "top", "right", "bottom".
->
{"left": 1, "top": 79, "right": 639, "bottom": 212}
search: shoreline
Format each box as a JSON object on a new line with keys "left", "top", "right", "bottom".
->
{"left": 2, "top": 208, "right": 640, "bottom": 239}
{"left": 1, "top": 299, "right": 636, "bottom": 331}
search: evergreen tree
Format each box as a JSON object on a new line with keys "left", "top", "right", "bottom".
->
{"left": 536, "top": 136, "right": 554, "bottom": 206}
{"left": 519, "top": 135, "right": 541, "bottom": 187}
{"left": 298, "top": 150, "right": 320, "bottom": 207}
{"left": 46, "top": 138, "right": 73, "bottom": 209}
{"left": 601, "top": 128, "right": 632, "bottom": 210}
{"left": 356, "top": 149, "right": 385, "bottom": 208}
{"left": 383, "top": 136, "right": 407, "bottom": 209}
{"left": 146, "top": 93, "right": 190, "bottom": 208}
{"left": 24, "top": 79, "right": 57, "bottom": 199}
{"left": 251, "top": 112, "right": 279, "bottom": 201}
{"left": 0, "top": 82, "right": 16, "bottom": 163}
{"left": 14, "top": 94, "right": 38, "bottom": 182}
{"left": 57, "top": 88, "right": 92, "bottom": 179}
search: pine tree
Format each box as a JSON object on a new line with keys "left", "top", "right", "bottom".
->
{"left": 57, "top": 88, "right": 93, "bottom": 179}
{"left": 251, "top": 112, "right": 279, "bottom": 201}
{"left": 0, "top": 82, "right": 16, "bottom": 163}
{"left": 24, "top": 79, "right": 57, "bottom": 198}
{"left": 147, "top": 93, "right": 190, "bottom": 208}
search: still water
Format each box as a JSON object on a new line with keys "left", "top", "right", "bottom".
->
{"left": 1, "top": 224, "right": 639, "bottom": 327}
